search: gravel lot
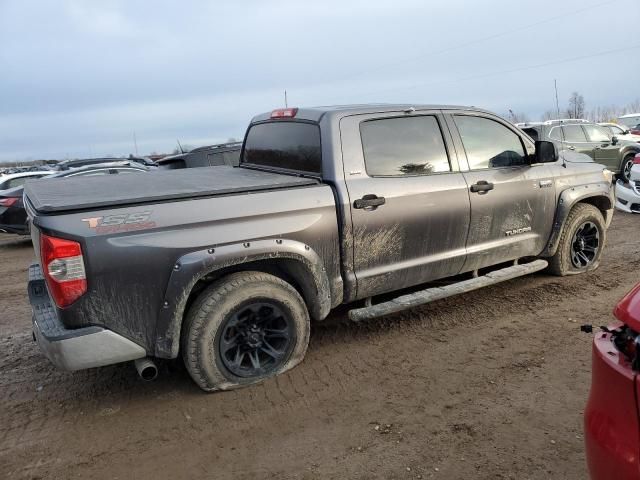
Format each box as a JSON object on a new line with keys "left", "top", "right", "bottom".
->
{"left": 1, "top": 212, "right": 638, "bottom": 480}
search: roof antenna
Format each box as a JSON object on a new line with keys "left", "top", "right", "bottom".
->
{"left": 554, "top": 79, "right": 567, "bottom": 168}
{"left": 176, "top": 139, "right": 184, "bottom": 154}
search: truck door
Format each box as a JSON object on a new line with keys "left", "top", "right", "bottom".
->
{"left": 340, "top": 111, "right": 471, "bottom": 300}
{"left": 445, "top": 112, "right": 556, "bottom": 272}
{"left": 583, "top": 124, "right": 620, "bottom": 171}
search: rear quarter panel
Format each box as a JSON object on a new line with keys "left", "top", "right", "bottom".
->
{"left": 32, "top": 184, "right": 341, "bottom": 354}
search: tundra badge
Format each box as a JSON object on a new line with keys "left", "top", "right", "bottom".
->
{"left": 505, "top": 226, "right": 532, "bottom": 236}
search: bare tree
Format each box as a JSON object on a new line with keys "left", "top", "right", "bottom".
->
{"left": 567, "top": 92, "right": 585, "bottom": 119}
{"left": 507, "top": 110, "right": 529, "bottom": 124}
{"left": 542, "top": 110, "right": 556, "bottom": 121}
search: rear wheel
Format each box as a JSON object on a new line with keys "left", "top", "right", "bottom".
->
{"left": 182, "top": 271, "right": 310, "bottom": 392}
{"left": 548, "top": 203, "right": 606, "bottom": 276}
{"left": 621, "top": 154, "right": 635, "bottom": 183}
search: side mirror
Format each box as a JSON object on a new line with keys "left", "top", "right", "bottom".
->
{"left": 534, "top": 140, "right": 558, "bottom": 163}
{"left": 611, "top": 135, "right": 618, "bottom": 146}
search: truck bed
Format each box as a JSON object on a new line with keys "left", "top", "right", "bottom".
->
{"left": 24, "top": 166, "right": 318, "bottom": 213}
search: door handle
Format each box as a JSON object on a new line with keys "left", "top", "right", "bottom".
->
{"left": 567, "top": 145, "right": 575, "bottom": 150}
{"left": 354, "top": 194, "right": 386, "bottom": 210}
{"left": 470, "top": 180, "right": 494, "bottom": 194}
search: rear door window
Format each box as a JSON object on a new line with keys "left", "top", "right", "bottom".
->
{"left": 562, "top": 125, "right": 588, "bottom": 142}
{"left": 360, "top": 115, "right": 450, "bottom": 176}
{"left": 243, "top": 122, "right": 321, "bottom": 174}
{"left": 549, "top": 127, "right": 563, "bottom": 141}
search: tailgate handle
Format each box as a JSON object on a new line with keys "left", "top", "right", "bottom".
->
{"left": 354, "top": 194, "right": 386, "bottom": 210}
{"left": 470, "top": 180, "right": 494, "bottom": 193}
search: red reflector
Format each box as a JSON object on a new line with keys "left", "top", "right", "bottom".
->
{"left": 0, "top": 197, "right": 18, "bottom": 207}
{"left": 40, "top": 233, "right": 87, "bottom": 308}
{"left": 271, "top": 108, "right": 298, "bottom": 119}
{"left": 614, "top": 283, "right": 640, "bottom": 331}
{"left": 633, "top": 154, "right": 640, "bottom": 165}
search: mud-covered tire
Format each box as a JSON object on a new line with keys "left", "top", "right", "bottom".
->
{"left": 547, "top": 203, "right": 606, "bottom": 276}
{"left": 181, "top": 271, "right": 310, "bottom": 392}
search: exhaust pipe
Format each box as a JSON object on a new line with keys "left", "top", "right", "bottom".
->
{"left": 134, "top": 357, "right": 158, "bottom": 381}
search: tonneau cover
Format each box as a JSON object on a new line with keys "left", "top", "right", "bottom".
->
{"left": 24, "top": 166, "right": 318, "bottom": 213}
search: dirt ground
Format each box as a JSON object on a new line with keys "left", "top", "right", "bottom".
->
{"left": 1, "top": 213, "right": 638, "bottom": 480}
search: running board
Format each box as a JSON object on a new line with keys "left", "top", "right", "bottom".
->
{"left": 348, "top": 259, "right": 548, "bottom": 322}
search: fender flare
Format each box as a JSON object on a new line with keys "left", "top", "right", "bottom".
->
{"left": 153, "top": 238, "right": 332, "bottom": 358}
{"left": 541, "top": 181, "right": 613, "bottom": 257}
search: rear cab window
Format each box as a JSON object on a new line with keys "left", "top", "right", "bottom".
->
{"left": 359, "top": 115, "right": 451, "bottom": 176}
{"left": 242, "top": 122, "right": 322, "bottom": 175}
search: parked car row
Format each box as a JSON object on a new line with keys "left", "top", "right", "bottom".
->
{"left": 0, "top": 141, "right": 245, "bottom": 236}
{"left": 518, "top": 119, "right": 640, "bottom": 182}
{"left": 0, "top": 161, "right": 151, "bottom": 235}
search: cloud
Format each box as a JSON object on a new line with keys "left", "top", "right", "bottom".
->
{"left": 0, "top": 0, "right": 638, "bottom": 161}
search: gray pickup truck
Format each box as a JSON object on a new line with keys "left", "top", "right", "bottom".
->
{"left": 25, "top": 104, "right": 614, "bottom": 391}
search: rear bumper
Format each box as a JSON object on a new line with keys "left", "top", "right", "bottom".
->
{"left": 29, "top": 263, "right": 146, "bottom": 371}
{"left": 584, "top": 327, "right": 640, "bottom": 480}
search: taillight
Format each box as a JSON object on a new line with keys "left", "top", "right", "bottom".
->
{"left": 270, "top": 108, "right": 298, "bottom": 119}
{"left": 0, "top": 197, "right": 18, "bottom": 207}
{"left": 40, "top": 233, "right": 87, "bottom": 308}
{"left": 633, "top": 154, "right": 640, "bottom": 165}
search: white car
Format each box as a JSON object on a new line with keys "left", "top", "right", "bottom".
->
{"left": 0, "top": 170, "right": 54, "bottom": 192}
{"left": 615, "top": 155, "right": 640, "bottom": 213}
{"left": 599, "top": 123, "right": 640, "bottom": 143}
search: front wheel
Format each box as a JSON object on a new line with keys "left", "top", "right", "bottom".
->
{"left": 182, "top": 271, "right": 310, "bottom": 392}
{"left": 548, "top": 203, "right": 606, "bottom": 276}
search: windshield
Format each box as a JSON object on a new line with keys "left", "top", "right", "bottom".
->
{"left": 242, "top": 121, "right": 322, "bottom": 174}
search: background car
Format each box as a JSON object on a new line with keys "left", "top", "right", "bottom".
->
{"left": 0, "top": 170, "right": 54, "bottom": 192}
{"left": 618, "top": 113, "right": 640, "bottom": 130}
{"left": 54, "top": 155, "right": 156, "bottom": 170}
{"left": 585, "top": 282, "right": 640, "bottom": 480}
{"left": 0, "top": 162, "right": 151, "bottom": 235}
{"left": 599, "top": 122, "right": 640, "bottom": 143}
{"left": 614, "top": 153, "right": 640, "bottom": 213}
{"left": 521, "top": 120, "right": 640, "bottom": 181}
{"left": 156, "top": 142, "right": 241, "bottom": 170}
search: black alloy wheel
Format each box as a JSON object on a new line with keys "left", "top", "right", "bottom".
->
{"left": 570, "top": 221, "right": 600, "bottom": 268}
{"left": 218, "top": 301, "right": 294, "bottom": 378}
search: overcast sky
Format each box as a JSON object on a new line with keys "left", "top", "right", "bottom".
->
{"left": 1, "top": 0, "right": 639, "bottom": 162}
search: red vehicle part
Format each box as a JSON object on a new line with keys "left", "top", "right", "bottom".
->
{"left": 585, "top": 284, "right": 640, "bottom": 480}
